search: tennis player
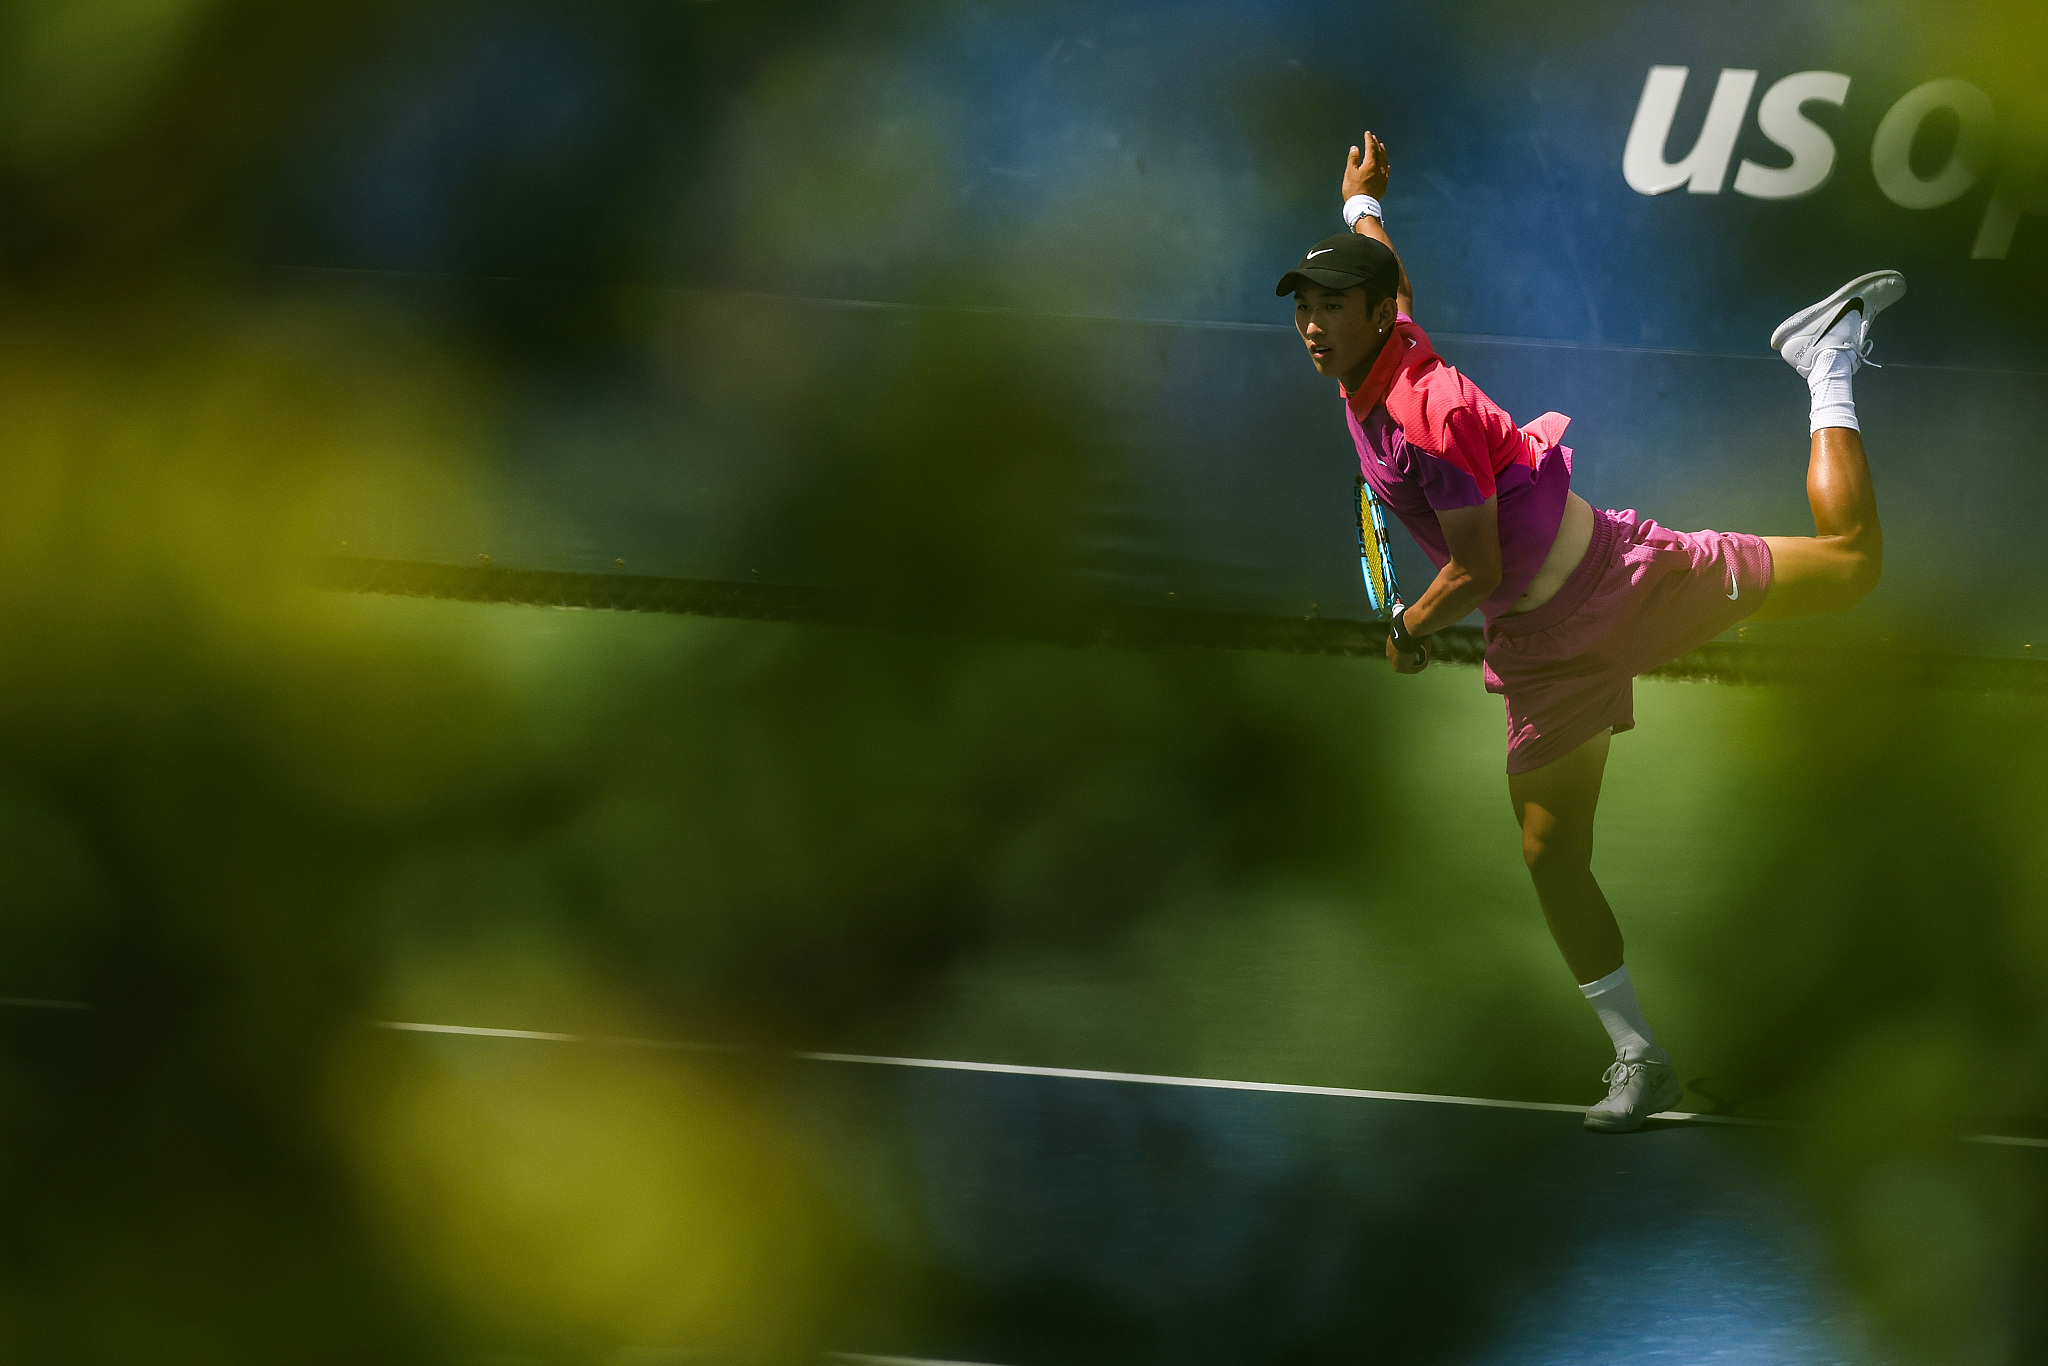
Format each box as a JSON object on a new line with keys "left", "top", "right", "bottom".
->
{"left": 1279, "top": 132, "right": 1902, "bottom": 1132}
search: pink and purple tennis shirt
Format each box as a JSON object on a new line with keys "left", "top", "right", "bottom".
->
{"left": 1341, "top": 316, "right": 1771, "bottom": 774}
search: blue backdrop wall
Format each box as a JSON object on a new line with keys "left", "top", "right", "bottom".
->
{"left": 296, "top": 1, "right": 2048, "bottom": 654}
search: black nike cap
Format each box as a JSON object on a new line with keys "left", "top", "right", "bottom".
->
{"left": 1275, "top": 232, "right": 1401, "bottom": 299}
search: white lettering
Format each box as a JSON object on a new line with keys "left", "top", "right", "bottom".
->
{"left": 1623, "top": 66, "right": 1758, "bottom": 195}
{"left": 1973, "top": 139, "right": 2047, "bottom": 259}
{"left": 1734, "top": 71, "right": 1850, "bottom": 200}
{"left": 1871, "top": 78, "right": 1997, "bottom": 209}
{"left": 1622, "top": 66, "right": 2033, "bottom": 260}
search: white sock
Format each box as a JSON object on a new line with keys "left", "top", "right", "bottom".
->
{"left": 1579, "top": 965, "right": 1666, "bottom": 1062}
{"left": 1807, "top": 307, "right": 1860, "bottom": 434}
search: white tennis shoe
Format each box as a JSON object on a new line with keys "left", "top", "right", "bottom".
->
{"left": 1583, "top": 1054, "right": 1684, "bottom": 1133}
{"left": 1772, "top": 270, "right": 1906, "bottom": 380}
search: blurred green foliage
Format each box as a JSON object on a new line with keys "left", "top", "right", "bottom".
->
{"left": 0, "top": 1, "right": 2040, "bottom": 1363}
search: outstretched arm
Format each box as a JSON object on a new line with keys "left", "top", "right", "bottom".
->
{"left": 1343, "top": 131, "right": 1412, "bottom": 316}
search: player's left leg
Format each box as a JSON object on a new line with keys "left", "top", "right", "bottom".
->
{"left": 1510, "top": 729, "right": 1684, "bottom": 1133}
{"left": 1751, "top": 424, "right": 1880, "bottom": 619}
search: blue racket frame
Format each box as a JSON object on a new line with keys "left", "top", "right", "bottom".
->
{"left": 1356, "top": 476, "right": 1404, "bottom": 621}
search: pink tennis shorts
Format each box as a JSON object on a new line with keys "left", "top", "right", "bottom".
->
{"left": 1484, "top": 508, "right": 1772, "bottom": 775}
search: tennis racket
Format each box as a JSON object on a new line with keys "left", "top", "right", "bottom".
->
{"left": 1357, "top": 476, "right": 1425, "bottom": 665}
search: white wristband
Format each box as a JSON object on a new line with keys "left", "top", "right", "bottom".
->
{"left": 1343, "top": 194, "right": 1383, "bottom": 229}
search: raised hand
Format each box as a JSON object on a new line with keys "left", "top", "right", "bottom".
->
{"left": 1343, "top": 130, "right": 1390, "bottom": 202}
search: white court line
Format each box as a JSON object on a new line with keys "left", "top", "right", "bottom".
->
{"left": 378, "top": 1020, "right": 749, "bottom": 1053}
{"left": 5, "top": 1006, "right": 2038, "bottom": 1149}
{"left": 831, "top": 1356, "right": 1011, "bottom": 1366}
{"left": 791, "top": 1052, "right": 2048, "bottom": 1148}
{"left": 378, "top": 1020, "right": 1786, "bottom": 1132}
{"left": 382, "top": 1021, "right": 583, "bottom": 1043}
{"left": 803, "top": 1048, "right": 1620, "bottom": 1120}
{"left": 375, "top": 1022, "right": 2048, "bottom": 1149}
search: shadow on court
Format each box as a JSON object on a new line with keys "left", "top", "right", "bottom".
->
{"left": 320, "top": 1025, "right": 2046, "bottom": 1366}
{"left": 812, "top": 1064, "right": 1858, "bottom": 1366}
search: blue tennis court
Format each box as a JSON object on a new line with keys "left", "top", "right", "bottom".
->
{"left": 354, "top": 1016, "right": 2042, "bottom": 1366}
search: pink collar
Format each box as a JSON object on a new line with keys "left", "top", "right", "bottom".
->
{"left": 1340, "top": 317, "right": 1436, "bottom": 419}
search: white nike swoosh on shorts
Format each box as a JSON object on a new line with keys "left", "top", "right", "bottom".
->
{"left": 1726, "top": 566, "right": 1740, "bottom": 600}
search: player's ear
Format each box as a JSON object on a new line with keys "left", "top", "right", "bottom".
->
{"left": 1374, "top": 294, "right": 1400, "bottom": 331}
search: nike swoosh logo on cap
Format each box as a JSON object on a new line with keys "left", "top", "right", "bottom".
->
{"left": 1306, "top": 248, "right": 1334, "bottom": 258}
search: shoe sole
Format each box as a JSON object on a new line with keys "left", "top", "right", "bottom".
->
{"left": 1582, "top": 1078, "right": 1686, "bottom": 1134}
{"left": 1770, "top": 270, "right": 1906, "bottom": 352}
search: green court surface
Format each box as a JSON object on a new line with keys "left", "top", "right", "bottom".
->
{"left": 121, "top": 588, "right": 2025, "bottom": 1365}
{"left": 352, "top": 590, "right": 2037, "bottom": 1126}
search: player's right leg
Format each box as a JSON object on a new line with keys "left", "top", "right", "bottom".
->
{"left": 1748, "top": 271, "right": 1904, "bottom": 622}
{"left": 1509, "top": 731, "right": 1685, "bottom": 1133}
